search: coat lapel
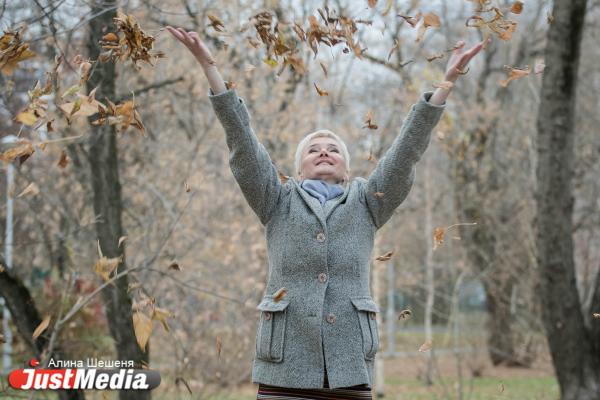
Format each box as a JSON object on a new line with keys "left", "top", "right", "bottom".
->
{"left": 291, "top": 178, "right": 351, "bottom": 230}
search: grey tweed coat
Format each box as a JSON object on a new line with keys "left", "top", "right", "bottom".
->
{"left": 208, "top": 87, "right": 445, "bottom": 389}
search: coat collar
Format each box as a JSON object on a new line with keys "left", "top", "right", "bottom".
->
{"left": 289, "top": 177, "right": 351, "bottom": 230}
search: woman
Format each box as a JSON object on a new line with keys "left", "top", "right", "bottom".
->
{"left": 167, "top": 25, "right": 487, "bottom": 399}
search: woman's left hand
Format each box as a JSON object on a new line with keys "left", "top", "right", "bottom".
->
{"left": 444, "top": 37, "right": 491, "bottom": 83}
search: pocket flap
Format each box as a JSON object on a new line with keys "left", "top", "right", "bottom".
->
{"left": 257, "top": 296, "right": 290, "bottom": 312}
{"left": 351, "top": 297, "right": 380, "bottom": 313}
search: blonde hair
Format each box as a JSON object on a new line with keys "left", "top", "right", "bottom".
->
{"left": 294, "top": 129, "right": 351, "bottom": 183}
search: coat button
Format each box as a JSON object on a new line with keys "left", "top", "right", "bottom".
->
{"left": 326, "top": 314, "right": 336, "bottom": 324}
{"left": 318, "top": 273, "right": 328, "bottom": 283}
{"left": 264, "top": 312, "right": 272, "bottom": 320}
{"left": 316, "top": 232, "right": 326, "bottom": 242}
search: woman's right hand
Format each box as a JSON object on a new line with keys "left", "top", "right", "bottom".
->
{"left": 165, "top": 26, "right": 217, "bottom": 70}
{"left": 166, "top": 26, "right": 227, "bottom": 94}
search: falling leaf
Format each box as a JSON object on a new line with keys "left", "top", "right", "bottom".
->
{"left": 499, "top": 382, "right": 505, "bottom": 393}
{"left": 593, "top": 313, "right": 600, "bottom": 319}
{"left": 373, "top": 192, "right": 385, "bottom": 198}
{"left": 427, "top": 52, "right": 445, "bottom": 62}
{"left": 433, "top": 222, "right": 477, "bottom": 250}
{"left": 416, "top": 13, "right": 440, "bottom": 43}
{"left": 0, "top": 30, "right": 36, "bottom": 75}
{"left": 0, "top": 139, "right": 35, "bottom": 164}
{"left": 320, "top": 62, "right": 328, "bottom": 77}
{"left": 32, "top": 315, "right": 51, "bottom": 340}
{"left": 510, "top": 1, "right": 523, "bottom": 14}
{"left": 433, "top": 81, "right": 454, "bottom": 90}
{"left": 151, "top": 307, "right": 172, "bottom": 332}
{"left": 216, "top": 336, "right": 222, "bottom": 359}
{"left": 398, "top": 309, "right": 412, "bottom": 320}
{"left": 118, "top": 236, "right": 127, "bottom": 247}
{"left": 418, "top": 340, "right": 432, "bottom": 352}
{"left": 127, "top": 282, "right": 142, "bottom": 293}
{"left": 102, "top": 32, "right": 119, "bottom": 42}
{"left": 168, "top": 261, "right": 180, "bottom": 271}
{"left": 207, "top": 14, "right": 226, "bottom": 32}
{"left": 273, "top": 287, "right": 287, "bottom": 302}
{"left": 94, "top": 255, "right": 122, "bottom": 282}
{"left": 184, "top": 181, "right": 191, "bottom": 192}
{"left": 132, "top": 311, "right": 152, "bottom": 352}
{"left": 363, "top": 110, "right": 378, "bottom": 130}
{"left": 397, "top": 13, "right": 421, "bottom": 28}
{"left": 534, "top": 59, "right": 545, "bottom": 74}
{"left": 547, "top": 13, "right": 554, "bottom": 24}
{"left": 57, "top": 151, "right": 69, "bottom": 168}
{"left": 314, "top": 82, "right": 328, "bottom": 96}
{"left": 17, "top": 182, "right": 40, "bottom": 197}
{"left": 500, "top": 65, "right": 531, "bottom": 87}
{"left": 376, "top": 251, "right": 394, "bottom": 261}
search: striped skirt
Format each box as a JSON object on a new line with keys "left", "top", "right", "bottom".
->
{"left": 257, "top": 370, "right": 372, "bottom": 399}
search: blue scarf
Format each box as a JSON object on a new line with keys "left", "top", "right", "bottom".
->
{"left": 300, "top": 179, "right": 345, "bottom": 205}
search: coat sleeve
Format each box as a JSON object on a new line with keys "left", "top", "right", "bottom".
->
{"left": 208, "top": 87, "right": 284, "bottom": 226}
{"left": 363, "top": 91, "right": 446, "bottom": 230}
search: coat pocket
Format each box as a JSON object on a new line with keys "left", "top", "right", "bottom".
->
{"left": 255, "top": 295, "right": 290, "bottom": 363}
{"left": 351, "top": 296, "right": 380, "bottom": 361}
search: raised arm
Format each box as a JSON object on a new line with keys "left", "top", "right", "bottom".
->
{"left": 363, "top": 93, "right": 445, "bottom": 229}
{"left": 167, "top": 27, "right": 284, "bottom": 225}
{"left": 363, "top": 38, "right": 489, "bottom": 229}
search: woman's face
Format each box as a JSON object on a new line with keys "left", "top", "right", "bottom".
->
{"left": 299, "top": 136, "right": 348, "bottom": 184}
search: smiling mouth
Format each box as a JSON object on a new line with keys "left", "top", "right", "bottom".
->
{"left": 316, "top": 161, "right": 333, "bottom": 165}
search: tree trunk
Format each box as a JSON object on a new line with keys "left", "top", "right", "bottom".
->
{"left": 0, "top": 257, "right": 85, "bottom": 400}
{"left": 535, "top": 0, "right": 600, "bottom": 398}
{"left": 86, "top": 2, "right": 150, "bottom": 399}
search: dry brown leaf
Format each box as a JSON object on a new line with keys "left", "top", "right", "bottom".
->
{"left": 0, "top": 139, "right": 35, "bottom": 165}
{"left": 17, "top": 182, "right": 39, "bottom": 197}
{"left": 15, "top": 110, "right": 38, "bottom": 126}
{"left": 151, "top": 307, "right": 172, "bottom": 332}
{"left": 373, "top": 192, "right": 385, "bottom": 198}
{"left": 418, "top": 340, "right": 432, "bottom": 352}
{"left": 168, "top": 261, "right": 180, "bottom": 271}
{"left": 184, "top": 181, "right": 191, "bottom": 192}
{"left": 132, "top": 311, "right": 152, "bottom": 352}
{"left": 500, "top": 65, "right": 531, "bottom": 87}
{"left": 94, "top": 255, "right": 122, "bottom": 282}
{"left": 127, "top": 282, "right": 142, "bottom": 293}
{"left": 32, "top": 315, "right": 51, "bottom": 340}
{"left": 398, "top": 309, "right": 412, "bottom": 320}
{"left": 397, "top": 13, "right": 421, "bottom": 28}
{"left": 375, "top": 251, "right": 394, "bottom": 261}
{"left": 433, "top": 222, "right": 477, "bottom": 250}
{"left": 57, "top": 150, "right": 69, "bottom": 168}
{"left": 118, "top": 236, "right": 127, "bottom": 248}
{"left": 320, "top": 62, "right": 328, "bottom": 77}
{"left": 278, "top": 171, "right": 289, "bottom": 184}
{"left": 273, "top": 287, "right": 288, "bottom": 302}
{"left": 416, "top": 13, "right": 440, "bottom": 43}
{"left": 0, "top": 30, "right": 36, "bottom": 75}
{"left": 314, "top": 82, "right": 328, "bottom": 96}
{"left": 362, "top": 110, "right": 378, "bottom": 130}
{"left": 207, "top": 14, "right": 226, "bottom": 32}
{"left": 510, "top": 1, "right": 523, "bottom": 14}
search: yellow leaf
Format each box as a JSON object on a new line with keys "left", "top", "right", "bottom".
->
{"left": 500, "top": 65, "right": 531, "bottom": 87}
{"left": 151, "top": 307, "right": 172, "bottom": 332}
{"left": 94, "top": 256, "right": 121, "bottom": 282}
{"left": 132, "top": 311, "right": 152, "bottom": 352}
{"left": 17, "top": 182, "right": 39, "bottom": 197}
{"left": 32, "top": 315, "right": 51, "bottom": 340}
{"left": 15, "top": 110, "right": 38, "bottom": 126}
